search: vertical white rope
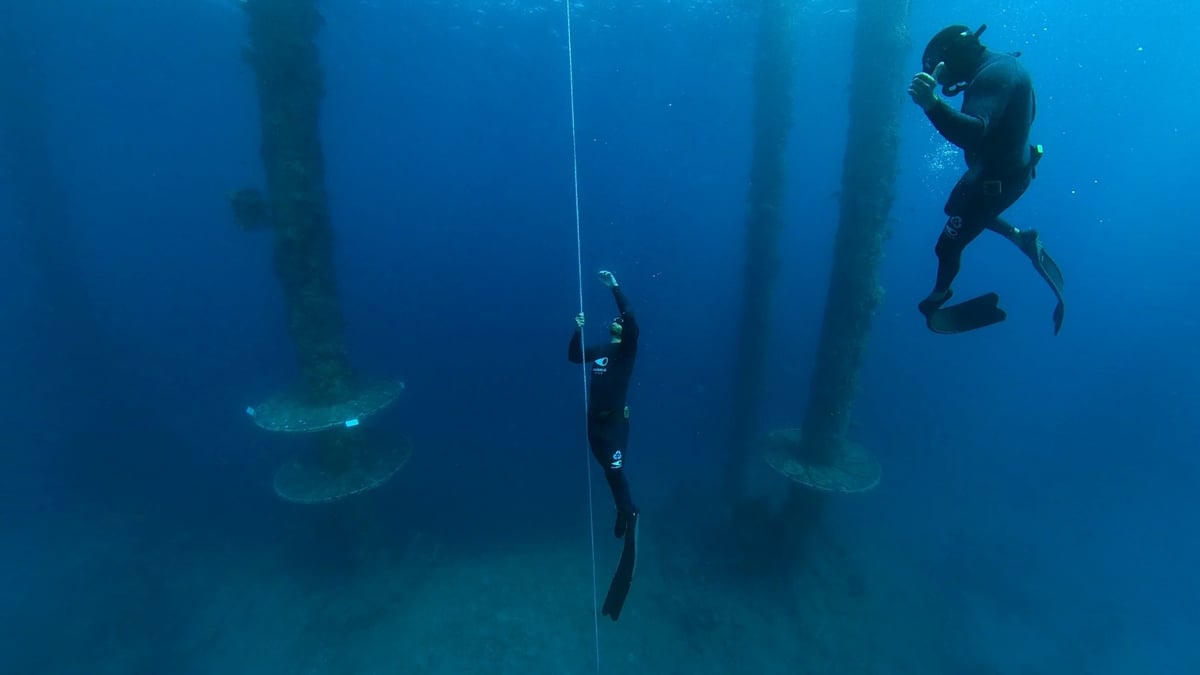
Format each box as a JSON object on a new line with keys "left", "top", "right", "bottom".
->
{"left": 563, "top": 0, "right": 602, "bottom": 671}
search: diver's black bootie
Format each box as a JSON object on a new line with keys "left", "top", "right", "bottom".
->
{"left": 1015, "top": 228, "right": 1041, "bottom": 261}
{"left": 918, "top": 288, "right": 954, "bottom": 317}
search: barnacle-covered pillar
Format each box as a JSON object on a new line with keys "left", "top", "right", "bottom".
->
{"left": 239, "top": 0, "right": 410, "bottom": 503}
{"left": 766, "top": 0, "right": 912, "bottom": 500}
{"left": 725, "top": 0, "right": 796, "bottom": 499}
{"left": 0, "top": 8, "right": 97, "bottom": 345}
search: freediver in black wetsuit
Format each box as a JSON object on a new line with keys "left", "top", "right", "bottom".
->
{"left": 568, "top": 269, "right": 639, "bottom": 620}
{"left": 909, "top": 24, "right": 1066, "bottom": 335}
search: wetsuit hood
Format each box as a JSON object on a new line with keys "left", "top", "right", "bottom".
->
{"left": 922, "top": 24, "right": 989, "bottom": 96}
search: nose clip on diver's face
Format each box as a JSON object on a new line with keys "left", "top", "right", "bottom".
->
{"left": 922, "top": 51, "right": 957, "bottom": 85}
{"left": 923, "top": 57, "right": 965, "bottom": 96}
{"left": 610, "top": 317, "right": 624, "bottom": 338}
{"left": 933, "top": 62, "right": 956, "bottom": 86}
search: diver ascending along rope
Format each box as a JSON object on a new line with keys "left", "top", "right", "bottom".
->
{"left": 561, "top": 0, "right": 639, "bottom": 668}
{"left": 568, "top": 271, "right": 642, "bottom": 622}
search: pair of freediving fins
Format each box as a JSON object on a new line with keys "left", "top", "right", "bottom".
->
{"left": 926, "top": 233, "right": 1065, "bottom": 335}
{"left": 601, "top": 512, "right": 638, "bottom": 621}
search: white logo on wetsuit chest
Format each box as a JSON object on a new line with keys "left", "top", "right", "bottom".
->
{"left": 593, "top": 356, "right": 609, "bottom": 374}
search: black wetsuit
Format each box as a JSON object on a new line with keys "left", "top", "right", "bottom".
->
{"left": 568, "top": 286, "right": 638, "bottom": 518}
{"left": 926, "top": 49, "right": 1037, "bottom": 293}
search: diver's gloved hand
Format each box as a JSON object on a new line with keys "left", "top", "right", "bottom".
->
{"left": 598, "top": 270, "right": 619, "bottom": 288}
{"left": 575, "top": 312, "right": 585, "bottom": 329}
{"left": 908, "top": 62, "right": 945, "bottom": 112}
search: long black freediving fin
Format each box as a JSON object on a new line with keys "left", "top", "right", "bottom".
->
{"left": 1008, "top": 224, "right": 1066, "bottom": 335}
{"left": 601, "top": 513, "right": 638, "bottom": 621}
{"left": 926, "top": 292, "right": 1008, "bottom": 334}
{"left": 1032, "top": 242, "right": 1065, "bottom": 335}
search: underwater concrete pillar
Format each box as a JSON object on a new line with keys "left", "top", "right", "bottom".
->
{"left": 238, "top": 0, "right": 410, "bottom": 503}
{"left": 725, "top": 0, "right": 796, "bottom": 499}
{"left": 0, "top": 5, "right": 123, "bottom": 402}
{"left": 766, "top": 0, "right": 911, "bottom": 498}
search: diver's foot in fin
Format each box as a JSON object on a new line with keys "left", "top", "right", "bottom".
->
{"left": 602, "top": 512, "right": 638, "bottom": 621}
{"left": 918, "top": 288, "right": 954, "bottom": 317}
{"left": 1015, "top": 228, "right": 1041, "bottom": 260}
{"left": 926, "top": 292, "right": 1007, "bottom": 334}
